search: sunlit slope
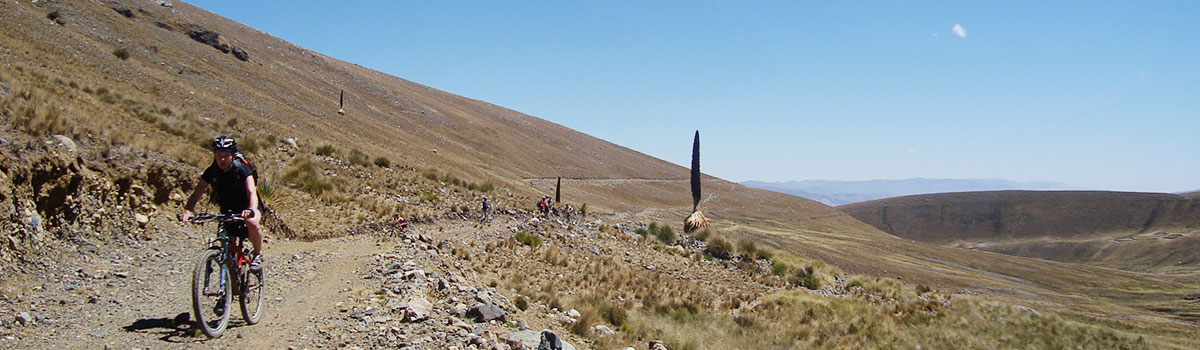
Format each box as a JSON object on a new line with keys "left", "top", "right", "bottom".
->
{"left": 4, "top": 2, "right": 1197, "bottom": 329}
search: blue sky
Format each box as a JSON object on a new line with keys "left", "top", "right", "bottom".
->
{"left": 191, "top": 1, "right": 1199, "bottom": 193}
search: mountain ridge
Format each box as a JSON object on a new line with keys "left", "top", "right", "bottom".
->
{"left": 742, "top": 178, "right": 1078, "bottom": 205}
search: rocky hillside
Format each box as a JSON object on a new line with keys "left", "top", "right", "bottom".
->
{"left": 1, "top": 1, "right": 1199, "bottom": 349}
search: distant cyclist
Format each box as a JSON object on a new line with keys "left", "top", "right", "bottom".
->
{"left": 179, "top": 136, "right": 264, "bottom": 269}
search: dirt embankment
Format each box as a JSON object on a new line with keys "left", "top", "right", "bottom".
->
{"left": 838, "top": 190, "right": 1200, "bottom": 243}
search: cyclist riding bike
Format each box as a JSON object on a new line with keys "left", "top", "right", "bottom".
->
{"left": 179, "top": 136, "right": 264, "bottom": 270}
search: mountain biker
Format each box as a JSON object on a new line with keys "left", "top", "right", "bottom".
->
{"left": 178, "top": 136, "right": 264, "bottom": 269}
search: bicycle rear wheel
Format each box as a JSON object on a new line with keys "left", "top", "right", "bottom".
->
{"left": 192, "top": 249, "right": 231, "bottom": 337}
{"left": 239, "top": 265, "right": 265, "bottom": 324}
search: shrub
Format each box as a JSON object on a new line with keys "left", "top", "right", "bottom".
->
{"left": 418, "top": 190, "right": 439, "bottom": 203}
{"left": 348, "top": 149, "right": 371, "bottom": 167}
{"left": 757, "top": 249, "right": 774, "bottom": 261}
{"left": 257, "top": 177, "right": 275, "bottom": 201}
{"left": 570, "top": 308, "right": 599, "bottom": 336}
{"left": 239, "top": 137, "right": 259, "bottom": 154}
{"left": 705, "top": 236, "right": 733, "bottom": 260}
{"left": 113, "top": 48, "right": 129, "bottom": 60}
{"left": 515, "top": 231, "right": 542, "bottom": 248}
{"left": 282, "top": 158, "right": 331, "bottom": 195}
{"left": 792, "top": 265, "right": 822, "bottom": 290}
{"left": 601, "top": 303, "right": 628, "bottom": 327}
{"left": 373, "top": 156, "right": 390, "bottom": 168}
{"left": 422, "top": 169, "right": 439, "bottom": 181}
{"left": 515, "top": 296, "right": 529, "bottom": 311}
{"left": 770, "top": 262, "right": 791, "bottom": 277}
{"left": 315, "top": 144, "right": 336, "bottom": 156}
{"left": 738, "top": 238, "right": 759, "bottom": 260}
{"left": 579, "top": 203, "right": 587, "bottom": 216}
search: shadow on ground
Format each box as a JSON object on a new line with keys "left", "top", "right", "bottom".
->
{"left": 123, "top": 312, "right": 197, "bottom": 343}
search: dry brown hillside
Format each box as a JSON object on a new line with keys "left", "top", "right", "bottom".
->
{"left": 839, "top": 190, "right": 1200, "bottom": 272}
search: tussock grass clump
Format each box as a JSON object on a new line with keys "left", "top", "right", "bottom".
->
{"left": 635, "top": 222, "right": 677, "bottom": 245}
{"left": 705, "top": 235, "right": 734, "bottom": 260}
{"left": 417, "top": 190, "right": 439, "bottom": 203}
{"left": 515, "top": 231, "right": 542, "bottom": 248}
{"left": 112, "top": 48, "right": 129, "bottom": 60}
{"left": 792, "top": 265, "right": 822, "bottom": 289}
{"left": 282, "top": 157, "right": 331, "bottom": 195}
{"left": 347, "top": 149, "right": 371, "bottom": 167}
{"left": 373, "top": 156, "right": 390, "bottom": 168}
{"left": 315, "top": 144, "right": 337, "bottom": 156}
{"left": 515, "top": 296, "right": 529, "bottom": 311}
{"left": 738, "top": 238, "right": 759, "bottom": 260}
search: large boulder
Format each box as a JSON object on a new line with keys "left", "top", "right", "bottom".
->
{"left": 188, "top": 28, "right": 230, "bottom": 53}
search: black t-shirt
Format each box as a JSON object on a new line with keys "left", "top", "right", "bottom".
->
{"left": 201, "top": 159, "right": 254, "bottom": 212}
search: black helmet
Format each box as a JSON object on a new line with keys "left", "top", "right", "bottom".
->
{"left": 211, "top": 136, "right": 238, "bottom": 152}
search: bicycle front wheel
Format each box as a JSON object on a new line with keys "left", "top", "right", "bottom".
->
{"left": 192, "top": 249, "right": 231, "bottom": 337}
{"left": 239, "top": 265, "right": 265, "bottom": 324}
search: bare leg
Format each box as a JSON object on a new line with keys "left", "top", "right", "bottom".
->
{"left": 246, "top": 215, "right": 263, "bottom": 256}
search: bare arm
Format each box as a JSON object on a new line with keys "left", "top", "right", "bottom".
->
{"left": 179, "top": 180, "right": 209, "bottom": 221}
{"left": 242, "top": 176, "right": 260, "bottom": 219}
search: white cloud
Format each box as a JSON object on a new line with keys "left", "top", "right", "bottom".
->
{"left": 952, "top": 24, "right": 967, "bottom": 38}
{"left": 905, "top": 146, "right": 916, "bottom": 155}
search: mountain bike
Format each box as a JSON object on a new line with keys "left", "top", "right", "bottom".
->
{"left": 188, "top": 212, "right": 265, "bottom": 338}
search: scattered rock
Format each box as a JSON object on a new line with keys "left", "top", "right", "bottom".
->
{"left": 649, "top": 340, "right": 668, "bottom": 350}
{"left": 157, "top": 0, "right": 173, "bottom": 7}
{"left": 566, "top": 309, "right": 581, "bottom": 318}
{"left": 111, "top": 4, "right": 133, "bottom": 18}
{"left": 15, "top": 312, "right": 32, "bottom": 326}
{"left": 231, "top": 46, "right": 249, "bottom": 61}
{"left": 188, "top": 28, "right": 230, "bottom": 53}
{"left": 467, "top": 304, "right": 507, "bottom": 323}
{"left": 1013, "top": 305, "right": 1040, "bottom": 316}
{"left": 593, "top": 325, "right": 615, "bottom": 336}
{"left": 404, "top": 297, "right": 433, "bottom": 322}
{"left": 52, "top": 135, "right": 76, "bottom": 154}
{"left": 284, "top": 138, "right": 298, "bottom": 148}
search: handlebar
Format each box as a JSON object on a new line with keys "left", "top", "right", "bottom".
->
{"left": 187, "top": 213, "right": 246, "bottom": 224}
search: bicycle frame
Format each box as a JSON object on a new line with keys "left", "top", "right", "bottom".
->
{"left": 198, "top": 214, "right": 252, "bottom": 296}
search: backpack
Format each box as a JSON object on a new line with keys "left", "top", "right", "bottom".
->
{"left": 235, "top": 153, "right": 266, "bottom": 210}
{"left": 234, "top": 153, "right": 259, "bottom": 181}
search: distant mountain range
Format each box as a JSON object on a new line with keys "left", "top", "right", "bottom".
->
{"left": 740, "top": 178, "right": 1079, "bottom": 206}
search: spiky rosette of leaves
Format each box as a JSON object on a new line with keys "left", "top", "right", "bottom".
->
{"left": 684, "top": 211, "right": 709, "bottom": 233}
